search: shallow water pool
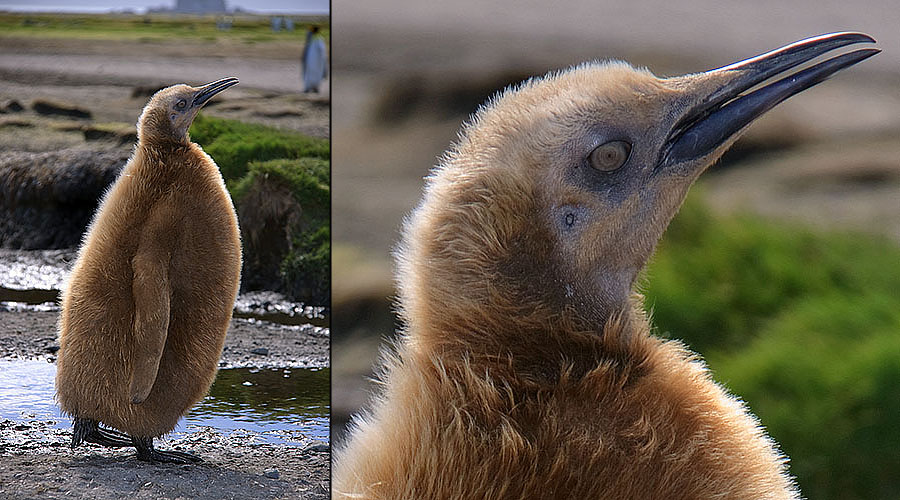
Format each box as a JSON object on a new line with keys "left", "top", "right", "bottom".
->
{"left": 0, "top": 359, "right": 329, "bottom": 445}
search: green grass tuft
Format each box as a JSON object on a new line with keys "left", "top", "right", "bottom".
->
{"left": 229, "top": 157, "right": 329, "bottom": 212}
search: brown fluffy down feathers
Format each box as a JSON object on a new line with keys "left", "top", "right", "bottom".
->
{"left": 55, "top": 97, "right": 241, "bottom": 438}
{"left": 334, "top": 61, "right": 800, "bottom": 499}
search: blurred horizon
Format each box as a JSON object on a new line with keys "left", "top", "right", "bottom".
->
{"left": 0, "top": 0, "right": 328, "bottom": 14}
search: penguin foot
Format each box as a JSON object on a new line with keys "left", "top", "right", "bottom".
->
{"left": 72, "top": 417, "right": 132, "bottom": 448}
{"left": 133, "top": 436, "right": 203, "bottom": 464}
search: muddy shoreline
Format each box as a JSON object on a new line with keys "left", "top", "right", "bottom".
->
{"left": 0, "top": 309, "right": 330, "bottom": 499}
{"left": 0, "top": 310, "right": 328, "bottom": 368}
{"left": 1, "top": 423, "right": 329, "bottom": 500}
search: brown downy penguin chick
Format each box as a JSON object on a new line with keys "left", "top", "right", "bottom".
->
{"left": 334, "top": 33, "right": 879, "bottom": 498}
{"left": 55, "top": 77, "right": 242, "bottom": 463}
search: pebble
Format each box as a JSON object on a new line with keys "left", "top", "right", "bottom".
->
{"left": 304, "top": 442, "right": 329, "bottom": 453}
{"left": 250, "top": 347, "right": 269, "bottom": 356}
{"left": 263, "top": 468, "right": 279, "bottom": 479}
{"left": 0, "top": 100, "right": 24, "bottom": 113}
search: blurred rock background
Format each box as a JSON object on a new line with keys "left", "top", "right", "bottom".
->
{"left": 331, "top": 2, "right": 900, "bottom": 498}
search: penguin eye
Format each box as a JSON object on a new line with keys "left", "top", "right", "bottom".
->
{"left": 589, "top": 140, "right": 631, "bottom": 172}
{"left": 175, "top": 99, "right": 187, "bottom": 110}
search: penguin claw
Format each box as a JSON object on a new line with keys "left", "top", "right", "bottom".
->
{"left": 71, "top": 417, "right": 131, "bottom": 448}
{"left": 132, "top": 435, "right": 202, "bottom": 464}
{"left": 91, "top": 427, "right": 134, "bottom": 448}
{"left": 137, "top": 448, "right": 203, "bottom": 464}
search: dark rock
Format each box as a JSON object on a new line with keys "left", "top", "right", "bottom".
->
{"left": 45, "top": 345, "right": 59, "bottom": 354}
{"left": 250, "top": 347, "right": 269, "bottom": 356}
{"left": 254, "top": 109, "right": 305, "bottom": 118}
{"left": 131, "top": 85, "right": 165, "bottom": 98}
{"left": 82, "top": 126, "right": 137, "bottom": 146}
{"left": 0, "top": 150, "right": 128, "bottom": 249}
{"left": 31, "top": 100, "right": 92, "bottom": 119}
{"left": 263, "top": 468, "right": 279, "bottom": 479}
{"left": 0, "top": 100, "right": 24, "bottom": 113}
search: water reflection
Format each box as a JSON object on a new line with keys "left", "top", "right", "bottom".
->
{"left": 178, "top": 367, "right": 330, "bottom": 443}
{"left": 0, "top": 360, "right": 329, "bottom": 444}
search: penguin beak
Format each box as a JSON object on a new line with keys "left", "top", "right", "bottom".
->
{"left": 192, "top": 77, "right": 240, "bottom": 108}
{"left": 659, "top": 32, "right": 878, "bottom": 169}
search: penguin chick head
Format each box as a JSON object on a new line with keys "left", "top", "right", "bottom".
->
{"left": 399, "top": 33, "right": 877, "bottom": 335}
{"left": 137, "top": 77, "right": 239, "bottom": 143}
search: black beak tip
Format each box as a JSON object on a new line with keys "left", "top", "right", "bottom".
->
{"left": 661, "top": 32, "right": 879, "bottom": 169}
{"left": 192, "top": 77, "right": 240, "bottom": 107}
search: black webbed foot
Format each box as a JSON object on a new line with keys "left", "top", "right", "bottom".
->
{"left": 72, "top": 417, "right": 133, "bottom": 448}
{"left": 133, "top": 436, "right": 203, "bottom": 464}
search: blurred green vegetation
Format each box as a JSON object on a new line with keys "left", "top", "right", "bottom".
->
{"left": 645, "top": 191, "right": 900, "bottom": 500}
{"left": 190, "top": 115, "right": 329, "bottom": 304}
{"left": 0, "top": 12, "right": 329, "bottom": 44}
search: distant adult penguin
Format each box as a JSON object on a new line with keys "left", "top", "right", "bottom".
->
{"left": 334, "top": 34, "right": 879, "bottom": 498}
{"left": 55, "top": 77, "right": 242, "bottom": 463}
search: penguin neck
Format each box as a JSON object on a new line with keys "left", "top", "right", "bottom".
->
{"left": 402, "top": 256, "right": 650, "bottom": 381}
{"left": 129, "top": 138, "right": 196, "bottom": 184}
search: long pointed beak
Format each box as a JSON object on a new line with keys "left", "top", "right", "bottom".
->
{"left": 192, "top": 77, "right": 239, "bottom": 108}
{"left": 660, "top": 32, "right": 878, "bottom": 168}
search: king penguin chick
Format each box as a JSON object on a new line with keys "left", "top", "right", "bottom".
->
{"left": 334, "top": 33, "right": 879, "bottom": 498}
{"left": 55, "top": 77, "right": 242, "bottom": 463}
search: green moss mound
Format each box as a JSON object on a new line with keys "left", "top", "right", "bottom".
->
{"left": 229, "top": 157, "right": 329, "bottom": 216}
{"left": 191, "top": 114, "right": 329, "bottom": 182}
{"left": 281, "top": 224, "right": 330, "bottom": 304}
{"left": 711, "top": 296, "right": 900, "bottom": 500}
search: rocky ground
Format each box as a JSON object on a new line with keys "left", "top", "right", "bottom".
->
{"left": 1, "top": 425, "right": 329, "bottom": 500}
